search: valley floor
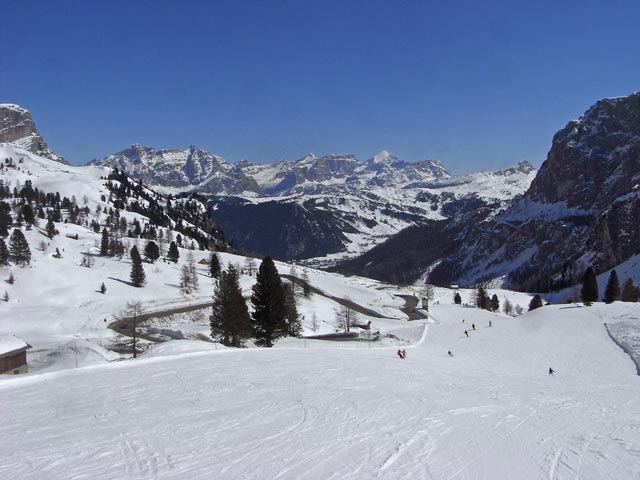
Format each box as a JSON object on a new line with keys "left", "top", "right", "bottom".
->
{"left": 1, "top": 303, "right": 639, "bottom": 479}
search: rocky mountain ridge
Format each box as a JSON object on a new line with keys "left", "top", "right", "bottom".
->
{"left": 424, "top": 92, "right": 640, "bottom": 291}
{"left": 0, "top": 104, "right": 67, "bottom": 164}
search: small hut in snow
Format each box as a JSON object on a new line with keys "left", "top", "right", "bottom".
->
{"left": 0, "top": 335, "right": 31, "bottom": 374}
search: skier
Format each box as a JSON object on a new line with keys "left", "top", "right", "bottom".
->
{"left": 402, "top": 349, "right": 407, "bottom": 359}
{"left": 462, "top": 318, "right": 465, "bottom": 323}
{"left": 548, "top": 367, "right": 555, "bottom": 375}
{"left": 448, "top": 350, "right": 454, "bottom": 357}
{"left": 489, "top": 320, "right": 492, "bottom": 327}
{"left": 397, "top": 349, "right": 404, "bottom": 359}
{"left": 464, "top": 330, "right": 469, "bottom": 338}
{"left": 472, "top": 323, "right": 476, "bottom": 330}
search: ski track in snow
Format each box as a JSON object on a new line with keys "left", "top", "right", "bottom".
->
{"left": 1, "top": 304, "right": 640, "bottom": 479}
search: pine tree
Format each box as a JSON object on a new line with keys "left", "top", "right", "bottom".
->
{"left": 21, "top": 204, "right": 35, "bottom": 227}
{"left": 621, "top": 278, "right": 640, "bottom": 302}
{"left": 100, "top": 228, "right": 109, "bottom": 255}
{"left": 251, "top": 257, "right": 287, "bottom": 347}
{"left": 210, "top": 252, "right": 221, "bottom": 278}
{"left": 45, "top": 216, "right": 57, "bottom": 239}
{"left": 8, "top": 229, "right": 31, "bottom": 266}
{"left": 0, "top": 201, "right": 11, "bottom": 237}
{"left": 476, "top": 286, "right": 490, "bottom": 310}
{"left": 283, "top": 283, "right": 302, "bottom": 336}
{"left": 167, "top": 241, "right": 180, "bottom": 263}
{"left": 210, "top": 264, "right": 251, "bottom": 347}
{"left": 144, "top": 240, "right": 160, "bottom": 263}
{"left": 454, "top": 292, "right": 462, "bottom": 305}
{"left": 528, "top": 294, "right": 543, "bottom": 311}
{"left": 129, "top": 245, "right": 146, "bottom": 287}
{"left": 581, "top": 266, "right": 598, "bottom": 306}
{"left": 603, "top": 269, "right": 620, "bottom": 304}
{"left": 0, "top": 238, "right": 8, "bottom": 266}
{"left": 490, "top": 294, "right": 500, "bottom": 312}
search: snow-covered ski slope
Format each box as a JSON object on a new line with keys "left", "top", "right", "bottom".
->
{"left": 1, "top": 302, "right": 639, "bottom": 479}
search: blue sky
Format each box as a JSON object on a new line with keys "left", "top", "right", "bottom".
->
{"left": 2, "top": 1, "right": 639, "bottom": 172}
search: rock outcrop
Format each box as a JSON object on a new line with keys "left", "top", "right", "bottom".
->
{"left": 0, "top": 104, "right": 67, "bottom": 164}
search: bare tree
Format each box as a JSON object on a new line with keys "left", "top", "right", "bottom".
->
{"left": 80, "top": 249, "right": 94, "bottom": 268}
{"left": 113, "top": 301, "right": 144, "bottom": 358}
{"left": 503, "top": 298, "right": 513, "bottom": 315}
{"left": 336, "top": 298, "right": 359, "bottom": 333}
{"left": 244, "top": 257, "right": 257, "bottom": 276}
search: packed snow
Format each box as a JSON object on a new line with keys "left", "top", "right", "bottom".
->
{"left": 1, "top": 299, "right": 639, "bottom": 479}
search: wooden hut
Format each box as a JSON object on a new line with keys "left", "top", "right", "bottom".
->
{"left": 0, "top": 335, "right": 31, "bottom": 374}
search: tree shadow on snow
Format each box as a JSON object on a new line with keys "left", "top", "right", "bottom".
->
{"left": 107, "top": 276, "right": 136, "bottom": 287}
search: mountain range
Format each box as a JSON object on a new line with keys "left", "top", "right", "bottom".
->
{"left": 4, "top": 92, "right": 640, "bottom": 291}
{"left": 90, "top": 144, "right": 536, "bottom": 266}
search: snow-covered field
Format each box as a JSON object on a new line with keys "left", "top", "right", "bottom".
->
{"left": 1, "top": 300, "right": 639, "bottom": 479}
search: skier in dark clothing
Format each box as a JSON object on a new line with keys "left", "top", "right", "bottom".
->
{"left": 448, "top": 350, "right": 453, "bottom": 357}
{"left": 464, "top": 330, "right": 469, "bottom": 337}
{"left": 548, "top": 367, "right": 555, "bottom": 375}
{"left": 401, "top": 349, "right": 407, "bottom": 359}
{"left": 489, "top": 320, "right": 492, "bottom": 327}
{"left": 472, "top": 324, "right": 476, "bottom": 330}
{"left": 397, "top": 349, "right": 404, "bottom": 359}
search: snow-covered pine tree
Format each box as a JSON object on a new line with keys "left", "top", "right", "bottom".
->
{"left": 603, "top": 269, "right": 620, "bottom": 304}
{"left": 210, "top": 264, "right": 251, "bottom": 347}
{"left": 454, "top": 292, "right": 462, "bottom": 304}
{"left": 251, "top": 257, "right": 287, "bottom": 347}
{"left": 129, "top": 245, "right": 146, "bottom": 287}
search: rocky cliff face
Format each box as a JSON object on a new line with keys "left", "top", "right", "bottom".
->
{"left": 0, "top": 104, "right": 67, "bottom": 164}
{"left": 427, "top": 92, "right": 640, "bottom": 291}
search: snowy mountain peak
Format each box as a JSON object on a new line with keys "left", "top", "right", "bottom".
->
{"left": 370, "top": 150, "right": 397, "bottom": 164}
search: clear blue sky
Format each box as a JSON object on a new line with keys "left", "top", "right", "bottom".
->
{"left": 2, "top": 1, "right": 639, "bottom": 172}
